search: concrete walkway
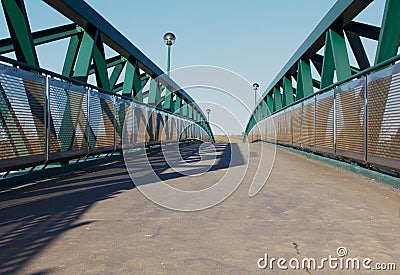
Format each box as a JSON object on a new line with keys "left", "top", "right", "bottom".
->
{"left": 0, "top": 142, "right": 399, "bottom": 274}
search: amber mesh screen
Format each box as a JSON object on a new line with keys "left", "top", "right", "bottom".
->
{"left": 0, "top": 74, "right": 45, "bottom": 159}
{"left": 49, "top": 84, "right": 88, "bottom": 153}
{"left": 115, "top": 99, "right": 130, "bottom": 146}
{"left": 335, "top": 85, "right": 365, "bottom": 156}
{"left": 301, "top": 98, "right": 315, "bottom": 148}
{"left": 315, "top": 91, "right": 334, "bottom": 151}
{"left": 275, "top": 113, "right": 283, "bottom": 142}
{"left": 89, "top": 93, "right": 114, "bottom": 148}
{"left": 284, "top": 109, "right": 292, "bottom": 144}
{"left": 292, "top": 105, "right": 302, "bottom": 145}
{"left": 368, "top": 72, "right": 400, "bottom": 161}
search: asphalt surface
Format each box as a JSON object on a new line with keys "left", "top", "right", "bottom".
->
{"left": 0, "top": 142, "right": 399, "bottom": 274}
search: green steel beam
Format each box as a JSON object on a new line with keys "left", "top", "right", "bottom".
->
{"left": 109, "top": 60, "right": 125, "bottom": 89}
{"left": 162, "top": 88, "right": 173, "bottom": 111}
{"left": 273, "top": 88, "right": 282, "bottom": 112}
{"left": 346, "top": 31, "right": 371, "bottom": 70}
{"left": 0, "top": 23, "right": 82, "bottom": 55}
{"left": 266, "top": 94, "right": 274, "bottom": 113}
{"left": 88, "top": 55, "right": 125, "bottom": 75}
{"left": 320, "top": 29, "right": 351, "bottom": 89}
{"left": 182, "top": 99, "right": 188, "bottom": 117}
{"left": 133, "top": 63, "right": 144, "bottom": 102}
{"left": 1, "top": 0, "right": 39, "bottom": 67}
{"left": 148, "top": 78, "right": 161, "bottom": 106}
{"left": 174, "top": 94, "right": 183, "bottom": 115}
{"left": 375, "top": 0, "right": 400, "bottom": 64}
{"left": 92, "top": 32, "right": 110, "bottom": 90}
{"left": 73, "top": 30, "right": 98, "bottom": 82}
{"left": 296, "top": 59, "right": 313, "bottom": 100}
{"left": 282, "top": 77, "right": 294, "bottom": 107}
{"left": 344, "top": 21, "right": 380, "bottom": 41}
{"left": 62, "top": 34, "right": 82, "bottom": 77}
{"left": 188, "top": 104, "right": 193, "bottom": 119}
{"left": 122, "top": 60, "right": 136, "bottom": 99}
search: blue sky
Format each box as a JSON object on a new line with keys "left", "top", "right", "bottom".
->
{"left": 0, "top": 0, "right": 385, "bottom": 134}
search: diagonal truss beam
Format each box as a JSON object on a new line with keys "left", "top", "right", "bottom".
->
{"left": 0, "top": 23, "right": 82, "bottom": 55}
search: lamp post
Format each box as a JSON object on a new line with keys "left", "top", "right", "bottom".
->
{"left": 163, "top": 32, "right": 176, "bottom": 76}
{"left": 252, "top": 83, "right": 259, "bottom": 108}
{"left": 206, "top": 108, "right": 211, "bottom": 122}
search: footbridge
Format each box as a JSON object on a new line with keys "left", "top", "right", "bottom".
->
{"left": 0, "top": 0, "right": 399, "bottom": 274}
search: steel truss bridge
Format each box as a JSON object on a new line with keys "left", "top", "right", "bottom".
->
{"left": 0, "top": 0, "right": 400, "bottom": 273}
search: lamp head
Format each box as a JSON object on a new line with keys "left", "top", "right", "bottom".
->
{"left": 163, "top": 32, "right": 176, "bottom": 46}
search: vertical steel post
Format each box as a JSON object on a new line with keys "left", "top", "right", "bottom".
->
{"left": 333, "top": 87, "right": 337, "bottom": 156}
{"left": 113, "top": 96, "right": 116, "bottom": 150}
{"left": 364, "top": 75, "right": 368, "bottom": 163}
{"left": 44, "top": 75, "right": 50, "bottom": 162}
{"left": 167, "top": 45, "right": 171, "bottom": 76}
{"left": 313, "top": 95, "right": 316, "bottom": 148}
{"left": 86, "top": 87, "right": 90, "bottom": 154}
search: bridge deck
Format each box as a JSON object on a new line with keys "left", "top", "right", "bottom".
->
{"left": 1, "top": 143, "right": 399, "bottom": 274}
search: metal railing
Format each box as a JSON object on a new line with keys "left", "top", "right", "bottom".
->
{"left": 0, "top": 61, "right": 211, "bottom": 173}
{"left": 248, "top": 59, "right": 400, "bottom": 174}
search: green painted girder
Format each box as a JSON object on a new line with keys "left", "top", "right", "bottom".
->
{"left": 282, "top": 77, "right": 294, "bottom": 107}
{"left": 345, "top": 31, "right": 371, "bottom": 70}
{"left": 296, "top": 59, "right": 313, "bottom": 100}
{"left": 1, "top": 0, "right": 39, "bottom": 67}
{"left": 133, "top": 67, "right": 145, "bottom": 102}
{"left": 109, "top": 60, "right": 126, "bottom": 89}
{"left": 182, "top": 99, "right": 189, "bottom": 117}
{"left": 188, "top": 104, "right": 193, "bottom": 119}
{"left": 312, "top": 53, "right": 361, "bottom": 76}
{"left": 148, "top": 78, "right": 161, "bottom": 106}
{"left": 122, "top": 60, "right": 136, "bottom": 99}
{"left": 92, "top": 32, "right": 110, "bottom": 90}
{"left": 375, "top": 0, "right": 400, "bottom": 64}
{"left": 162, "top": 88, "right": 173, "bottom": 111}
{"left": 273, "top": 88, "right": 282, "bottom": 112}
{"left": 62, "top": 34, "right": 83, "bottom": 77}
{"left": 0, "top": 23, "right": 82, "bottom": 55}
{"left": 260, "top": 99, "right": 269, "bottom": 118}
{"left": 320, "top": 29, "right": 351, "bottom": 89}
{"left": 344, "top": 21, "right": 380, "bottom": 41}
{"left": 73, "top": 30, "right": 98, "bottom": 82}
{"left": 173, "top": 94, "right": 183, "bottom": 115}
{"left": 88, "top": 55, "right": 125, "bottom": 75}
{"left": 266, "top": 94, "right": 274, "bottom": 113}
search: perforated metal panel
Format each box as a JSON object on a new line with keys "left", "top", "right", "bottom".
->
{"left": 115, "top": 98, "right": 130, "bottom": 147}
{"left": 292, "top": 104, "right": 302, "bottom": 146}
{"left": 49, "top": 80, "right": 88, "bottom": 155}
{"left": 315, "top": 90, "right": 334, "bottom": 153}
{"left": 368, "top": 64, "right": 400, "bottom": 171}
{"left": 89, "top": 91, "right": 114, "bottom": 150}
{"left": 0, "top": 65, "right": 45, "bottom": 164}
{"left": 335, "top": 79, "right": 365, "bottom": 160}
{"left": 301, "top": 97, "right": 315, "bottom": 149}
